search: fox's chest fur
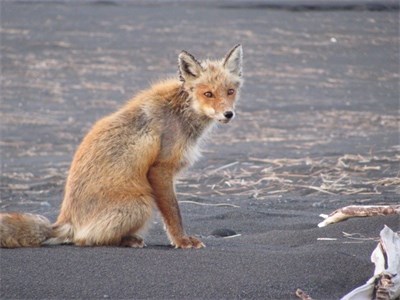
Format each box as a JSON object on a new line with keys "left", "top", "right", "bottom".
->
{"left": 158, "top": 112, "right": 212, "bottom": 171}
{"left": 144, "top": 87, "right": 214, "bottom": 172}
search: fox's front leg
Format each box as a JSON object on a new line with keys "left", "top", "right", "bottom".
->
{"left": 148, "top": 165, "right": 204, "bottom": 249}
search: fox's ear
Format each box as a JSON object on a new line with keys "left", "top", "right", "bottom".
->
{"left": 223, "top": 44, "right": 243, "bottom": 77}
{"left": 178, "top": 50, "right": 203, "bottom": 82}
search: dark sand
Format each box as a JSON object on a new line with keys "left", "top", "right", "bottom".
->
{"left": 1, "top": 1, "right": 399, "bottom": 299}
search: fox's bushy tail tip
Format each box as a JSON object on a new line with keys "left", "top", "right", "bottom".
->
{"left": 0, "top": 213, "right": 73, "bottom": 248}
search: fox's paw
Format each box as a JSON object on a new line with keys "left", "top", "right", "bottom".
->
{"left": 173, "top": 236, "right": 205, "bottom": 249}
{"left": 120, "top": 235, "right": 146, "bottom": 248}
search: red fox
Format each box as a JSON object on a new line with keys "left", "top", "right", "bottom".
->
{"left": 0, "top": 45, "right": 243, "bottom": 249}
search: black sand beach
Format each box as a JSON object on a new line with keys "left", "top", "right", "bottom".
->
{"left": 1, "top": 1, "right": 399, "bottom": 299}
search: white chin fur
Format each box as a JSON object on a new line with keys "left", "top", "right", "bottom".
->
{"left": 217, "top": 118, "right": 232, "bottom": 124}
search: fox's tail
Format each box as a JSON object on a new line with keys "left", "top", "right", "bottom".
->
{"left": 0, "top": 213, "right": 73, "bottom": 248}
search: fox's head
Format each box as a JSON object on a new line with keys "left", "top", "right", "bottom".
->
{"left": 178, "top": 45, "right": 243, "bottom": 124}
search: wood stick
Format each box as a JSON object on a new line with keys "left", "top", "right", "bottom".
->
{"left": 178, "top": 200, "right": 240, "bottom": 208}
{"left": 318, "top": 205, "right": 400, "bottom": 227}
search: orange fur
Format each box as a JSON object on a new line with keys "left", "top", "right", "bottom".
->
{"left": 0, "top": 45, "right": 243, "bottom": 249}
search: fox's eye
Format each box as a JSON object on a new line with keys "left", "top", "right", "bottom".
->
{"left": 227, "top": 89, "right": 235, "bottom": 95}
{"left": 204, "top": 91, "right": 213, "bottom": 98}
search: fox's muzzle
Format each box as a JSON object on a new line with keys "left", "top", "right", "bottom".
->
{"left": 219, "top": 110, "right": 235, "bottom": 123}
{"left": 224, "top": 111, "right": 234, "bottom": 120}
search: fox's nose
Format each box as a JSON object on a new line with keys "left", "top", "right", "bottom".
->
{"left": 223, "top": 111, "right": 234, "bottom": 119}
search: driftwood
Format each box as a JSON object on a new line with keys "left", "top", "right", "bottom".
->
{"left": 341, "top": 226, "right": 400, "bottom": 300}
{"left": 297, "top": 226, "right": 400, "bottom": 300}
{"left": 318, "top": 205, "right": 400, "bottom": 228}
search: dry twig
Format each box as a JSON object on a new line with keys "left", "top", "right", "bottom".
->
{"left": 178, "top": 200, "right": 240, "bottom": 208}
{"left": 174, "top": 149, "right": 399, "bottom": 200}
